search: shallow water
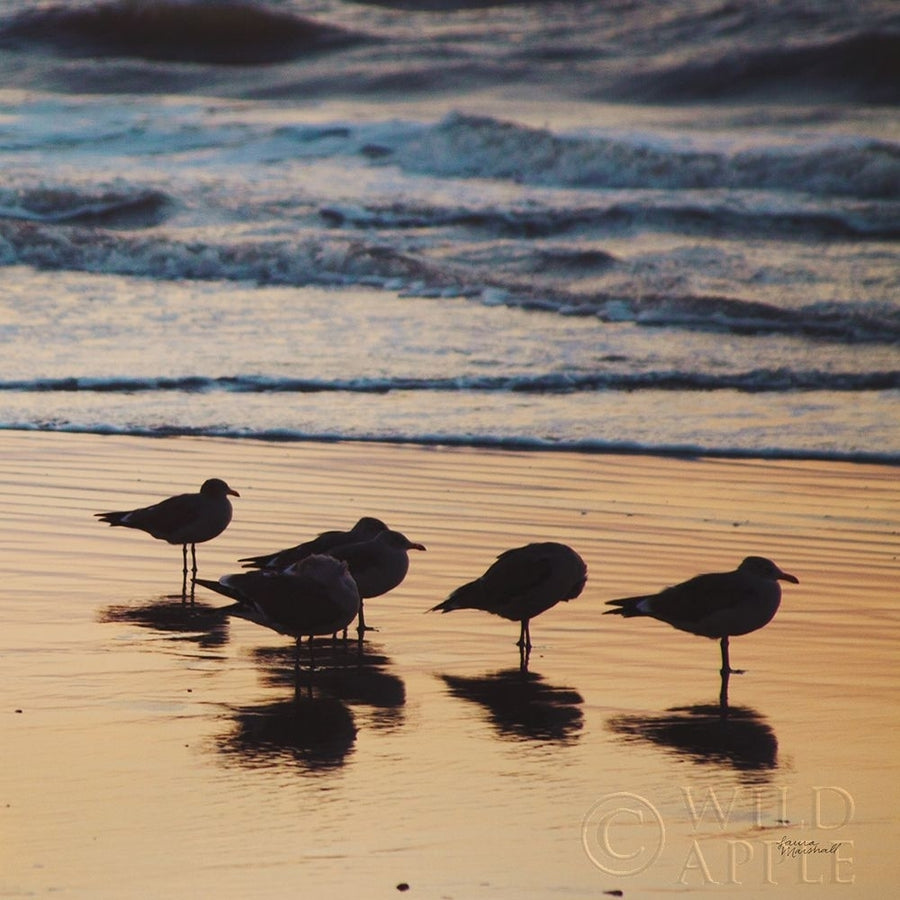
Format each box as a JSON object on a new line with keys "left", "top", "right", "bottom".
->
{"left": 1, "top": 432, "right": 897, "bottom": 897}
{"left": 1, "top": 266, "right": 899, "bottom": 459}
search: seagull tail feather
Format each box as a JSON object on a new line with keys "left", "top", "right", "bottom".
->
{"left": 194, "top": 578, "right": 242, "bottom": 601}
{"left": 237, "top": 554, "right": 269, "bottom": 569}
{"left": 429, "top": 579, "right": 487, "bottom": 613}
{"left": 603, "top": 596, "right": 651, "bottom": 617}
{"left": 94, "top": 511, "right": 130, "bottom": 526}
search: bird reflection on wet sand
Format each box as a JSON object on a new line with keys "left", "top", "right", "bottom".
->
{"left": 440, "top": 668, "right": 583, "bottom": 744}
{"left": 98, "top": 597, "right": 229, "bottom": 650}
{"left": 197, "top": 555, "right": 361, "bottom": 697}
{"left": 217, "top": 642, "right": 406, "bottom": 769}
{"left": 252, "top": 641, "right": 406, "bottom": 730}
{"left": 607, "top": 704, "right": 778, "bottom": 778}
{"left": 219, "top": 696, "right": 357, "bottom": 771}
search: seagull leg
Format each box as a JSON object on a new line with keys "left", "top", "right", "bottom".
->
{"left": 516, "top": 620, "right": 533, "bottom": 651}
{"left": 517, "top": 620, "right": 532, "bottom": 671}
{"left": 357, "top": 599, "right": 369, "bottom": 634}
{"left": 719, "top": 637, "right": 731, "bottom": 715}
{"left": 181, "top": 544, "right": 189, "bottom": 600}
{"left": 190, "top": 543, "right": 198, "bottom": 586}
{"left": 719, "top": 635, "right": 745, "bottom": 676}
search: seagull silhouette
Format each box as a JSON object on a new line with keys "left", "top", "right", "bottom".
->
{"left": 430, "top": 542, "right": 587, "bottom": 669}
{"left": 325, "top": 529, "right": 426, "bottom": 633}
{"left": 239, "top": 524, "right": 424, "bottom": 638}
{"left": 197, "top": 554, "right": 360, "bottom": 687}
{"left": 604, "top": 556, "right": 798, "bottom": 709}
{"left": 95, "top": 478, "right": 239, "bottom": 597}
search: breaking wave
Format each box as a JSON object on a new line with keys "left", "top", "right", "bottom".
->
{"left": 392, "top": 114, "right": 900, "bottom": 199}
{"left": 3, "top": 370, "right": 898, "bottom": 395}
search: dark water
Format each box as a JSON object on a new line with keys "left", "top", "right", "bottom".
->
{"left": 0, "top": 0, "right": 898, "bottom": 459}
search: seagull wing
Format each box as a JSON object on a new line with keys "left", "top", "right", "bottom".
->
{"left": 612, "top": 571, "right": 743, "bottom": 625}
{"left": 119, "top": 491, "right": 203, "bottom": 538}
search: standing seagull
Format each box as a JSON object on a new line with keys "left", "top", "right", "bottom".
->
{"left": 197, "top": 555, "right": 360, "bottom": 692}
{"left": 95, "top": 478, "right": 239, "bottom": 597}
{"left": 239, "top": 516, "right": 388, "bottom": 571}
{"left": 604, "top": 556, "right": 798, "bottom": 710}
{"left": 430, "top": 542, "right": 587, "bottom": 669}
{"left": 325, "top": 529, "right": 426, "bottom": 634}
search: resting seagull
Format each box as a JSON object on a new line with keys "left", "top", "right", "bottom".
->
{"left": 95, "top": 478, "right": 239, "bottom": 597}
{"left": 197, "top": 555, "right": 360, "bottom": 690}
{"left": 604, "top": 556, "right": 798, "bottom": 709}
{"left": 430, "top": 542, "right": 587, "bottom": 669}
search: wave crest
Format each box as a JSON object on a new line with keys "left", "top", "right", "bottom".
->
{"left": 395, "top": 113, "right": 900, "bottom": 199}
{"left": 0, "top": 187, "right": 173, "bottom": 228}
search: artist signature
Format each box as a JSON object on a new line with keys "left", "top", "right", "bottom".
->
{"left": 775, "top": 836, "right": 845, "bottom": 859}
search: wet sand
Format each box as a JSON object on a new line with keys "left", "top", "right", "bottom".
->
{"left": 1, "top": 430, "right": 898, "bottom": 898}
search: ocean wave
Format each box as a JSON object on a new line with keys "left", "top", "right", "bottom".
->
{"left": 0, "top": 187, "right": 173, "bottom": 228}
{"left": 615, "top": 30, "right": 900, "bottom": 105}
{"left": 2, "top": 420, "right": 897, "bottom": 466}
{"left": 4, "top": 178, "right": 897, "bottom": 245}
{"left": 0, "top": 219, "right": 448, "bottom": 287}
{"left": 395, "top": 114, "right": 900, "bottom": 199}
{"left": 0, "top": 0, "right": 894, "bottom": 112}
{"left": 589, "top": 295, "right": 900, "bottom": 344}
{"left": 3, "top": 370, "right": 898, "bottom": 395}
{"left": 0, "top": 0, "right": 367, "bottom": 65}
{"left": 321, "top": 198, "right": 900, "bottom": 241}
{"left": 1, "top": 217, "right": 898, "bottom": 344}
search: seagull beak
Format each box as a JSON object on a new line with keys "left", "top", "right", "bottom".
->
{"left": 778, "top": 568, "right": 799, "bottom": 584}
{"left": 228, "top": 488, "right": 241, "bottom": 498}
{"left": 409, "top": 541, "right": 427, "bottom": 551}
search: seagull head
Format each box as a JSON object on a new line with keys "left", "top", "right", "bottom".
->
{"left": 738, "top": 556, "right": 799, "bottom": 584}
{"left": 383, "top": 530, "right": 426, "bottom": 552}
{"left": 201, "top": 478, "right": 240, "bottom": 498}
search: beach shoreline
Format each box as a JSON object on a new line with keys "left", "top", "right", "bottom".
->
{"left": 2, "top": 428, "right": 898, "bottom": 898}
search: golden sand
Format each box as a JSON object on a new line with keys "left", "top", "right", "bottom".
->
{"left": 1, "top": 431, "right": 897, "bottom": 898}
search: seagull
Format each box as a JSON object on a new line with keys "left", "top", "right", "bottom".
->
{"left": 239, "top": 516, "right": 388, "bottom": 571}
{"left": 325, "top": 529, "right": 426, "bottom": 634}
{"left": 197, "top": 555, "right": 360, "bottom": 686}
{"left": 604, "top": 556, "right": 798, "bottom": 706}
{"left": 430, "top": 542, "right": 587, "bottom": 668}
{"left": 95, "top": 478, "right": 239, "bottom": 596}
